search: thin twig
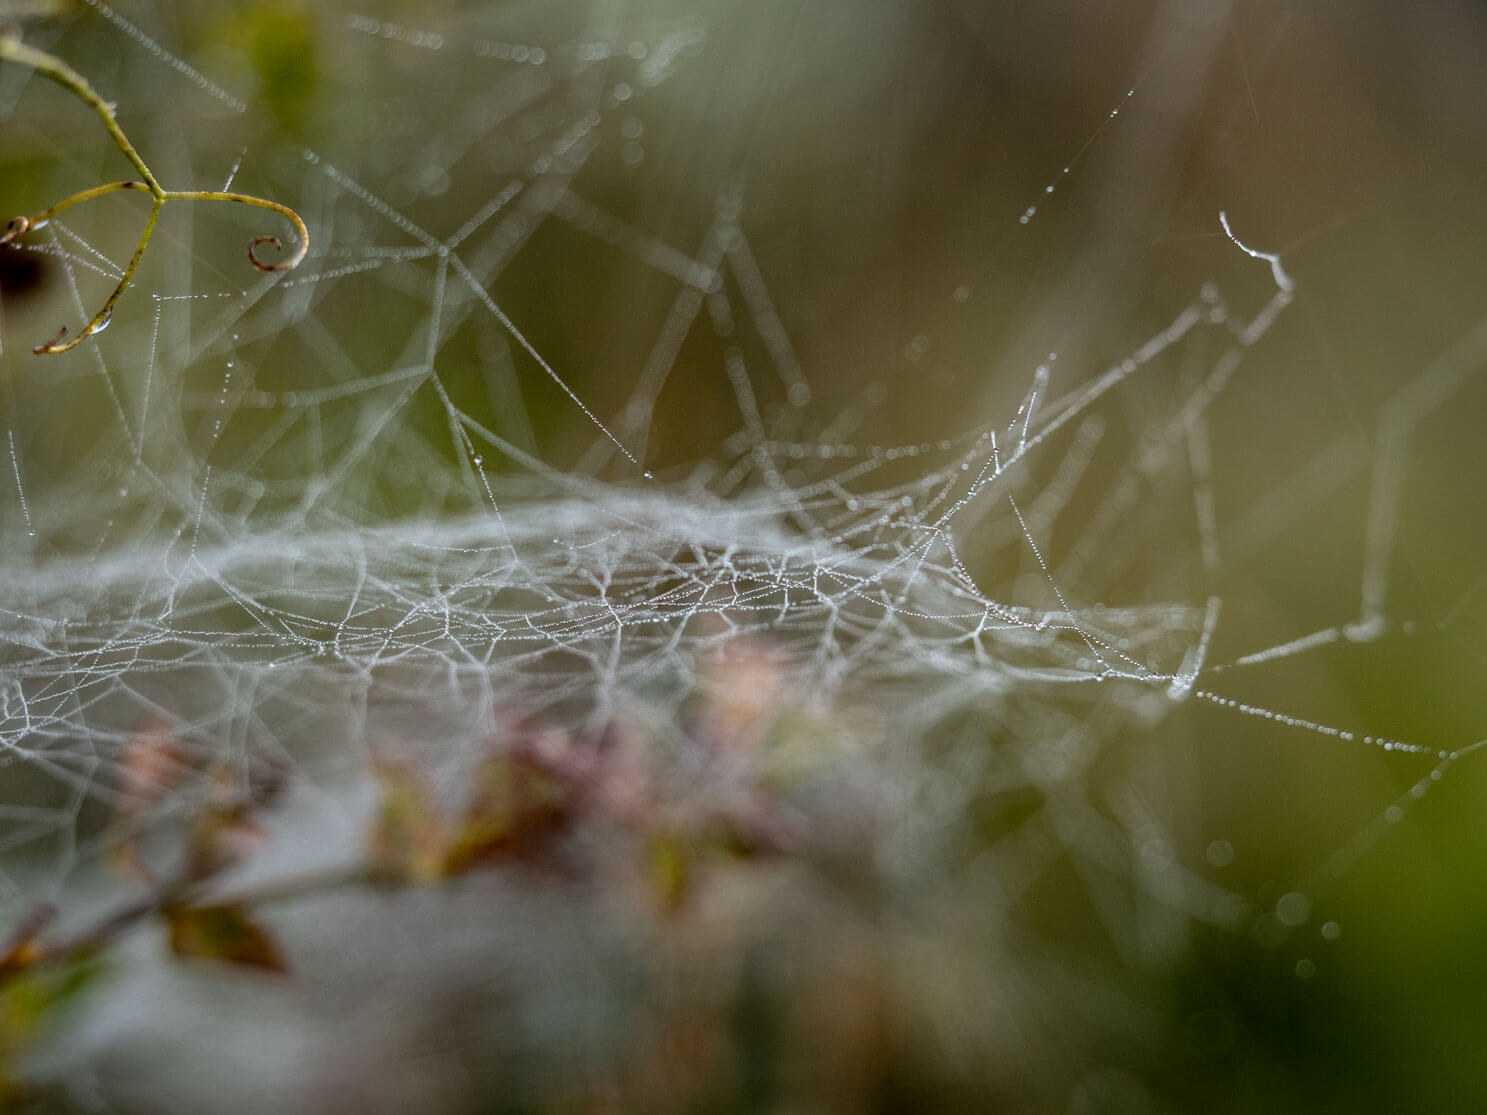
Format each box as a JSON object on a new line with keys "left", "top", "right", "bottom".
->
{"left": 0, "top": 861, "right": 377, "bottom": 987}
{"left": 0, "top": 30, "right": 309, "bottom": 354}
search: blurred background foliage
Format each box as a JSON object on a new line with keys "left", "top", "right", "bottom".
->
{"left": 2, "top": 0, "right": 1487, "bottom": 1111}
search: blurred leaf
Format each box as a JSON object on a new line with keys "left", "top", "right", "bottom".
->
{"left": 0, "top": 904, "right": 54, "bottom": 983}
{"left": 165, "top": 904, "right": 288, "bottom": 974}
{"left": 109, "top": 716, "right": 191, "bottom": 880}
{"left": 0, "top": 0, "right": 79, "bottom": 20}
{"left": 0, "top": 953, "right": 106, "bottom": 1104}
{"left": 709, "top": 796, "right": 805, "bottom": 858}
{"left": 1, "top": 957, "right": 103, "bottom": 1034}
{"left": 115, "top": 717, "right": 190, "bottom": 809}
{"left": 442, "top": 744, "right": 575, "bottom": 875}
{"left": 182, "top": 763, "right": 276, "bottom": 880}
{"left": 647, "top": 829, "right": 692, "bottom": 909}
{"left": 694, "top": 634, "right": 787, "bottom": 758}
{"left": 110, "top": 725, "right": 288, "bottom": 885}
{"left": 368, "top": 751, "right": 447, "bottom": 883}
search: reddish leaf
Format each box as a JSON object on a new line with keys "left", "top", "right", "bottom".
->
{"left": 0, "top": 904, "right": 55, "bottom": 982}
{"left": 694, "top": 634, "right": 786, "bottom": 757}
{"left": 442, "top": 747, "right": 574, "bottom": 874}
{"left": 709, "top": 795, "right": 806, "bottom": 858}
{"left": 109, "top": 716, "right": 191, "bottom": 881}
{"left": 115, "top": 716, "right": 189, "bottom": 811}
{"left": 176, "top": 763, "right": 277, "bottom": 882}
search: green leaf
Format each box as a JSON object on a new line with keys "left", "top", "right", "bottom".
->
{"left": 0, "top": 953, "right": 106, "bottom": 1104}
{"left": 647, "top": 830, "right": 693, "bottom": 909}
{"left": 368, "top": 753, "right": 447, "bottom": 883}
{"left": 165, "top": 904, "right": 288, "bottom": 974}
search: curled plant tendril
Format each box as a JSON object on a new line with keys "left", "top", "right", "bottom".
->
{"left": 249, "top": 235, "right": 293, "bottom": 272}
{"left": 1, "top": 215, "right": 30, "bottom": 245}
{"left": 37, "top": 324, "right": 69, "bottom": 352}
{"left": 0, "top": 33, "right": 310, "bottom": 354}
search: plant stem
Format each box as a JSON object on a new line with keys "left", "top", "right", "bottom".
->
{"left": 0, "top": 861, "right": 378, "bottom": 988}
{"left": 0, "top": 30, "right": 309, "bottom": 354}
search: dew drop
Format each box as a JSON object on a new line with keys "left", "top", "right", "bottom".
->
{"left": 1205, "top": 840, "right": 1234, "bottom": 867}
{"left": 1276, "top": 892, "right": 1311, "bottom": 927}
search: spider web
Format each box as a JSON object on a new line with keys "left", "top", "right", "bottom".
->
{"left": 2, "top": 0, "right": 1486, "bottom": 1106}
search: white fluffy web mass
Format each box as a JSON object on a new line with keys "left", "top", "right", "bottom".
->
{"left": 2, "top": 0, "right": 1486, "bottom": 1108}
